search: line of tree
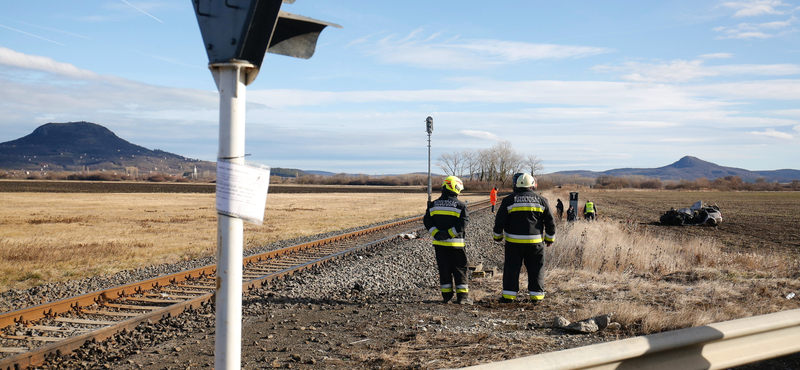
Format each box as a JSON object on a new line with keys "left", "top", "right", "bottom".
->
{"left": 291, "top": 173, "right": 431, "bottom": 186}
{"left": 586, "top": 174, "right": 800, "bottom": 191}
{"left": 436, "top": 141, "right": 543, "bottom": 187}
{"left": 0, "top": 170, "right": 203, "bottom": 182}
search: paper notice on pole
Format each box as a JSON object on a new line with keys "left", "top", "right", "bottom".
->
{"left": 215, "top": 160, "right": 270, "bottom": 224}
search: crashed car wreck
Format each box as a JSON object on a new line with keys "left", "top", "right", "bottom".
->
{"left": 660, "top": 201, "right": 722, "bottom": 226}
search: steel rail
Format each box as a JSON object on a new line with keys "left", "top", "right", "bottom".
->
{"left": 0, "top": 199, "right": 490, "bottom": 369}
{"left": 462, "top": 308, "right": 800, "bottom": 370}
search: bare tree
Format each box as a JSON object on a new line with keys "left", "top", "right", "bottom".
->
{"left": 525, "top": 155, "right": 543, "bottom": 176}
{"left": 462, "top": 150, "right": 477, "bottom": 181}
{"left": 436, "top": 151, "right": 464, "bottom": 177}
{"left": 494, "top": 141, "right": 523, "bottom": 185}
{"left": 437, "top": 141, "right": 541, "bottom": 186}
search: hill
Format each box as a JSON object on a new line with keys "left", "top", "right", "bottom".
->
{"left": 0, "top": 121, "right": 214, "bottom": 174}
{"left": 553, "top": 156, "right": 800, "bottom": 183}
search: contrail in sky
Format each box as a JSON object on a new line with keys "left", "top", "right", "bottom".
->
{"left": 17, "top": 21, "right": 91, "bottom": 40}
{"left": 0, "top": 25, "right": 65, "bottom": 46}
{"left": 121, "top": 0, "right": 164, "bottom": 23}
{"left": 0, "top": 16, "right": 91, "bottom": 40}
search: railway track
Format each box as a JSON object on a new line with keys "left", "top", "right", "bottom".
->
{"left": 0, "top": 199, "right": 490, "bottom": 369}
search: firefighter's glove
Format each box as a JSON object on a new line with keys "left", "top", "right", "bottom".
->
{"left": 434, "top": 232, "right": 449, "bottom": 241}
{"left": 492, "top": 234, "right": 503, "bottom": 243}
{"left": 545, "top": 242, "right": 553, "bottom": 247}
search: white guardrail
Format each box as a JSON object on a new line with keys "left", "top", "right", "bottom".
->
{"left": 462, "top": 308, "right": 800, "bottom": 370}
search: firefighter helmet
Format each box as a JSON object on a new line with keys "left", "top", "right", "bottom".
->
{"left": 443, "top": 176, "right": 464, "bottom": 195}
{"left": 515, "top": 173, "right": 536, "bottom": 189}
{"left": 512, "top": 173, "right": 523, "bottom": 187}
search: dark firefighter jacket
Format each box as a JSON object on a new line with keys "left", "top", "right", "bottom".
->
{"left": 423, "top": 190, "right": 469, "bottom": 247}
{"left": 493, "top": 188, "right": 556, "bottom": 244}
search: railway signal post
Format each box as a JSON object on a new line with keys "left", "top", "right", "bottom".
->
{"left": 192, "top": 1, "right": 339, "bottom": 368}
{"left": 426, "top": 116, "right": 433, "bottom": 203}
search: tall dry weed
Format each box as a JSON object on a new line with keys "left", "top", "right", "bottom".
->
{"left": 550, "top": 220, "right": 793, "bottom": 278}
{"left": 543, "top": 220, "right": 800, "bottom": 334}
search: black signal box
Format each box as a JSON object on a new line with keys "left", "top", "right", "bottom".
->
{"left": 193, "top": 0, "right": 340, "bottom": 83}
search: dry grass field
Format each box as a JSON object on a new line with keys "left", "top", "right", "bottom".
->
{"left": 0, "top": 192, "right": 484, "bottom": 292}
{"left": 547, "top": 188, "right": 800, "bottom": 254}
{"left": 541, "top": 189, "right": 800, "bottom": 334}
{"left": 2, "top": 187, "right": 799, "bottom": 337}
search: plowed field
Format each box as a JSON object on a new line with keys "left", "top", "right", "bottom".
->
{"left": 549, "top": 189, "right": 800, "bottom": 256}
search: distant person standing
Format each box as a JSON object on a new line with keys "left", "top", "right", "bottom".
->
{"left": 423, "top": 176, "right": 472, "bottom": 305}
{"left": 492, "top": 173, "right": 556, "bottom": 304}
{"left": 490, "top": 186, "right": 498, "bottom": 213}
{"left": 584, "top": 200, "right": 597, "bottom": 221}
{"left": 556, "top": 199, "right": 564, "bottom": 220}
{"left": 566, "top": 205, "right": 576, "bottom": 222}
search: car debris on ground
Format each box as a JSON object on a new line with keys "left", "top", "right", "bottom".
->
{"left": 660, "top": 200, "right": 722, "bottom": 226}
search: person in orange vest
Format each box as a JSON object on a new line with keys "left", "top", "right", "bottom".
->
{"left": 490, "top": 186, "right": 498, "bottom": 212}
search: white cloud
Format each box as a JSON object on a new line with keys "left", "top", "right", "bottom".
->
{"left": 596, "top": 60, "right": 718, "bottom": 82}
{"left": 658, "top": 137, "right": 709, "bottom": 143}
{"left": 720, "top": 0, "right": 790, "bottom": 18}
{"left": 0, "top": 48, "right": 218, "bottom": 134}
{"left": 715, "top": 63, "right": 800, "bottom": 75}
{"left": 750, "top": 128, "right": 793, "bottom": 139}
{"left": 249, "top": 80, "right": 729, "bottom": 112}
{"left": 460, "top": 130, "right": 501, "bottom": 141}
{"left": 612, "top": 121, "right": 681, "bottom": 128}
{"left": 0, "top": 46, "right": 98, "bottom": 79}
{"left": 766, "top": 109, "right": 800, "bottom": 117}
{"left": 713, "top": 16, "right": 797, "bottom": 39}
{"left": 358, "top": 29, "right": 612, "bottom": 69}
{"left": 794, "top": 125, "right": 800, "bottom": 132}
{"left": 700, "top": 53, "right": 733, "bottom": 59}
{"left": 593, "top": 58, "right": 800, "bottom": 82}
{"left": 689, "top": 79, "right": 800, "bottom": 100}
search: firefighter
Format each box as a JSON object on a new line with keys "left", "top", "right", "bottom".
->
{"left": 490, "top": 186, "right": 498, "bottom": 212}
{"left": 423, "top": 176, "right": 472, "bottom": 305}
{"left": 493, "top": 173, "right": 555, "bottom": 303}
{"left": 584, "top": 200, "right": 596, "bottom": 221}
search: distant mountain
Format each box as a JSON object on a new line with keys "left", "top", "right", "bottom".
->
{"left": 304, "top": 170, "right": 337, "bottom": 176}
{"left": 553, "top": 156, "right": 800, "bottom": 183}
{"left": 0, "top": 121, "right": 214, "bottom": 174}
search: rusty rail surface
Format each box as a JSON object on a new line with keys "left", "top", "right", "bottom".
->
{"left": 0, "top": 200, "right": 490, "bottom": 369}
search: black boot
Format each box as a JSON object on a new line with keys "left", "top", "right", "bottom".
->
{"left": 456, "top": 293, "right": 473, "bottom": 305}
{"left": 442, "top": 292, "right": 454, "bottom": 303}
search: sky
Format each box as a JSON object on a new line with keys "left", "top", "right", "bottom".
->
{"left": 1, "top": 0, "right": 799, "bottom": 175}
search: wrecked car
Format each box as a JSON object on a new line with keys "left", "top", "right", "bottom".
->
{"left": 659, "top": 201, "right": 722, "bottom": 227}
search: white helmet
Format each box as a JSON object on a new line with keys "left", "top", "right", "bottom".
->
{"left": 515, "top": 173, "right": 536, "bottom": 189}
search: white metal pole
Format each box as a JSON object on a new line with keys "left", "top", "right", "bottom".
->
{"left": 211, "top": 61, "right": 251, "bottom": 370}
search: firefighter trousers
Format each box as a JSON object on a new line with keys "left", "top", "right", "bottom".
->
{"left": 434, "top": 245, "right": 469, "bottom": 294}
{"left": 502, "top": 242, "right": 545, "bottom": 298}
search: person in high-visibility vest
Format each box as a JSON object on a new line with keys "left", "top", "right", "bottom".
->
{"left": 423, "top": 176, "right": 472, "bottom": 305}
{"left": 492, "top": 173, "right": 556, "bottom": 304}
{"left": 489, "top": 186, "right": 498, "bottom": 213}
{"left": 584, "top": 200, "right": 597, "bottom": 221}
